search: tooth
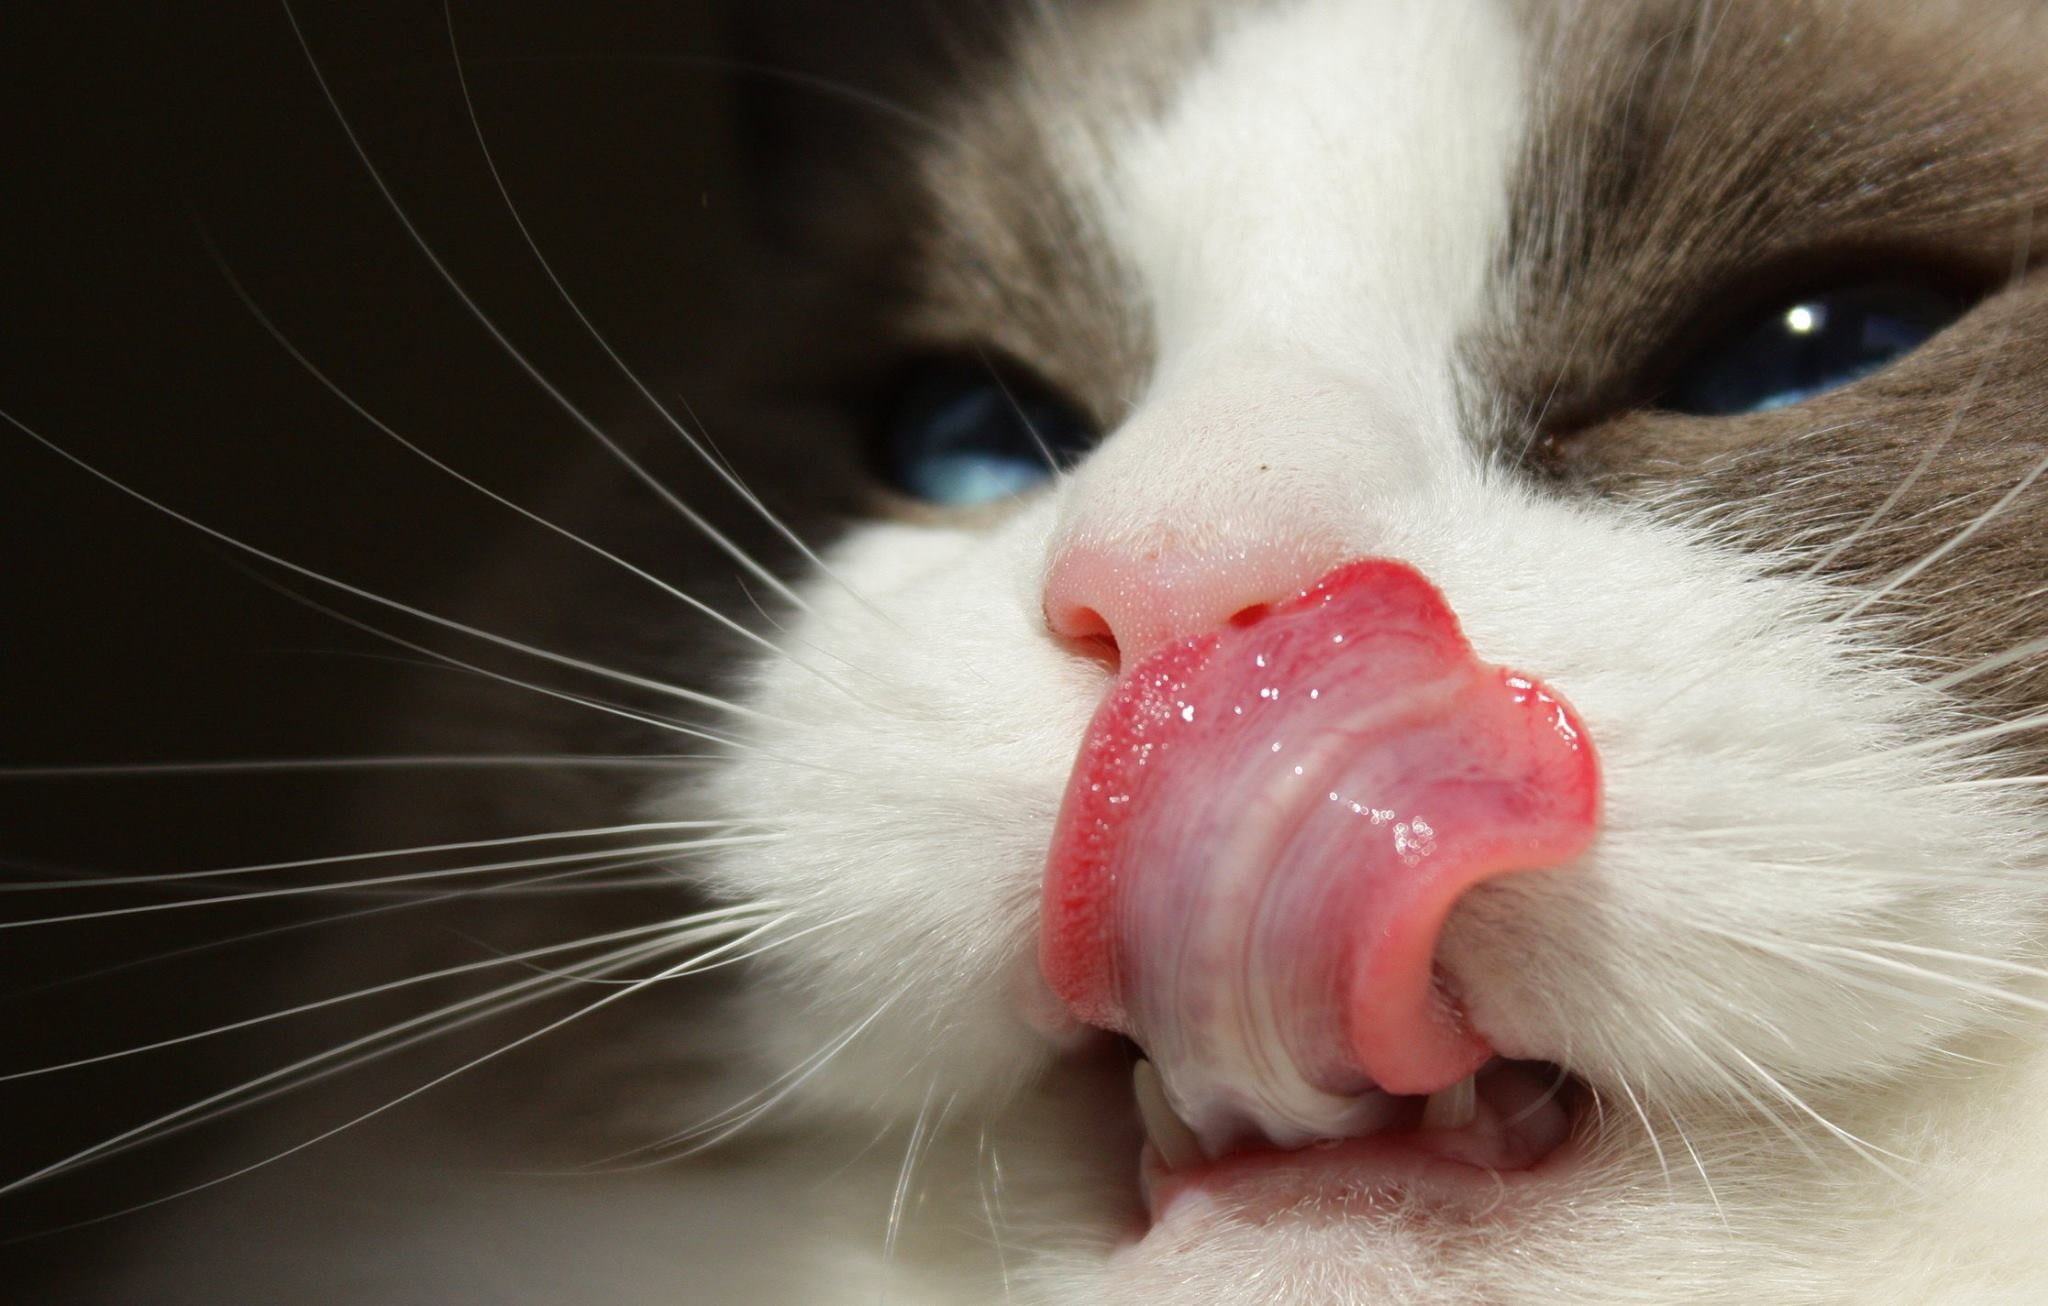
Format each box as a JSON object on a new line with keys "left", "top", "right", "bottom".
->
{"left": 1420, "top": 1075, "right": 1478, "bottom": 1131}
{"left": 1134, "top": 1059, "right": 1204, "bottom": 1172}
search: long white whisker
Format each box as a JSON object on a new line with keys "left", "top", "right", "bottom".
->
{"left": 1685, "top": 922, "right": 2010, "bottom": 1024}
{"left": 1803, "top": 709, "right": 2048, "bottom": 773}
{"left": 5, "top": 910, "right": 829, "bottom": 1230}
{"left": 1776, "top": 939, "right": 2048, "bottom": 1021}
{"left": 0, "top": 837, "right": 779, "bottom": 928}
{"left": 978, "top": 1125, "right": 1015, "bottom": 1303}
{"left": 1667, "top": 1111, "right": 1729, "bottom": 1230}
{"left": 1841, "top": 446, "right": 2048, "bottom": 621}
{"left": 0, "top": 928, "right": 688, "bottom": 1201}
{"left": 2, "top": 857, "right": 696, "bottom": 1003}
{"left": 1611, "top": 1072, "right": 1672, "bottom": 1189}
{"left": 1843, "top": 938, "right": 2048, "bottom": 986}
{"left": 1716, "top": 1041, "right": 1911, "bottom": 1179}
{"left": 2, "top": 404, "right": 775, "bottom": 722}
{"left": 0, "top": 754, "right": 711, "bottom": 779}
{"left": 1802, "top": 218, "right": 2030, "bottom": 579}
{"left": 458, "top": 52, "right": 955, "bottom": 141}
{"left": 208, "top": 245, "right": 851, "bottom": 693}
{"left": 1929, "top": 633, "right": 2048, "bottom": 692}
{"left": 2, "top": 921, "right": 785, "bottom": 1240}
{"left": 0, "top": 821, "right": 744, "bottom": 892}
{"left": 1501, "top": 1062, "right": 1573, "bottom": 1131}
{"left": 1900, "top": 775, "right": 2048, "bottom": 794}
{"left": 238, "top": 572, "right": 839, "bottom": 767}
{"left": 1, "top": 906, "right": 773, "bottom": 1080}
{"left": 445, "top": 4, "right": 910, "bottom": 632}
{"left": 465, "top": 907, "right": 839, "bottom": 987}
{"left": 353, "top": 872, "right": 710, "bottom": 898}
{"left": 576, "top": 987, "right": 898, "bottom": 1171}
{"left": 1652, "top": 1010, "right": 1828, "bottom": 1170}
{"left": 276, "top": 0, "right": 805, "bottom": 616}
{"left": 883, "top": 1079, "right": 943, "bottom": 1292}
{"left": 49, "top": 914, "right": 805, "bottom": 1210}
{"left": 1508, "top": 312, "right": 1600, "bottom": 474}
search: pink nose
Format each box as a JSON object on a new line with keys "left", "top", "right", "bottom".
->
{"left": 1043, "top": 539, "right": 1340, "bottom": 665}
{"left": 1040, "top": 560, "right": 1600, "bottom": 1150}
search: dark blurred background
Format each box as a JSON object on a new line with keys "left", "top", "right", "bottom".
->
{"left": 0, "top": 0, "right": 819, "bottom": 1287}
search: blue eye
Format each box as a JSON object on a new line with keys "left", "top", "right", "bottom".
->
{"left": 878, "top": 362, "right": 1097, "bottom": 506}
{"left": 1663, "top": 283, "right": 1965, "bottom": 417}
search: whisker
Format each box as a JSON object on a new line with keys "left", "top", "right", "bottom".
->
{"left": 1900, "top": 775, "right": 2048, "bottom": 793}
{"left": 1, "top": 858, "right": 696, "bottom": 1003}
{"left": 0, "top": 754, "right": 712, "bottom": 779}
{"left": 237, "top": 572, "right": 834, "bottom": 765}
{"left": 1782, "top": 940, "right": 2048, "bottom": 1022}
{"left": 883, "top": 1079, "right": 945, "bottom": 1288}
{"left": 0, "top": 905, "right": 774, "bottom": 1080}
{"left": 1666, "top": 1111, "right": 1730, "bottom": 1230}
{"left": 1610, "top": 1072, "right": 1672, "bottom": 1190}
{"left": 731, "top": 574, "right": 909, "bottom": 701}
{"left": 2, "top": 907, "right": 828, "bottom": 1232}
{"left": 1802, "top": 708, "right": 2048, "bottom": 772}
{"left": 349, "top": 872, "right": 717, "bottom": 898}
{"left": 977, "top": 1125, "right": 1015, "bottom": 1303}
{"left": 1928, "top": 633, "right": 2048, "bottom": 693}
{"left": 1717, "top": 1041, "right": 1911, "bottom": 1179}
{"left": 976, "top": 347, "right": 1066, "bottom": 481}
{"left": 0, "top": 836, "right": 780, "bottom": 928}
{"left": 207, "top": 245, "right": 857, "bottom": 697}
{"left": 1841, "top": 445, "right": 2048, "bottom": 622}
{"left": 1651, "top": 1010, "right": 1828, "bottom": 1171}
{"left": 1501, "top": 1061, "right": 1573, "bottom": 1131}
{"left": 1844, "top": 938, "right": 2048, "bottom": 987}
{"left": 276, "top": 0, "right": 807, "bottom": 620}
{"left": 0, "top": 928, "right": 690, "bottom": 1203}
{"left": 576, "top": 987, "right": 899, "bottom": 1171}
{"left": 0, "top": 821, "right": 746, "bottom": 892}
{"left": 1802, "top": 217, "right": 2031, "bottom": 578}
{"left": 452, "top": 52, "right": 955, "bottom": 141}
{"left": 444, "top": 4, "right": 908, "bottom": 633}
{"left": 1509, "top": 312, "right": 1599, "bottom": 474}
{"left": 460, "top": 906, "right": 840, "bottom": 986}
{"left": 2, "top": 404, "right": 777, "bottom": 723}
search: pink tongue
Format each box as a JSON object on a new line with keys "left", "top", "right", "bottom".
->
{"left": 1040, "top": 560, "right": 1598, "bottom": 1152}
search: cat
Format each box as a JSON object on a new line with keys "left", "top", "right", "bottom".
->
{"left": 12, "top": 0, "right": 2048, "bottom": 1303}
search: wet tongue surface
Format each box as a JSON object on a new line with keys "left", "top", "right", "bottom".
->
{"left": 1041, "top": 560, "right": 1599, "bottom": 1154}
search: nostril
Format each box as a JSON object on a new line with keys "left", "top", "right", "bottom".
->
{"left": 1046, "top": 601, "right": 1122, "bottom": 668}
{"left": 1042, "top": 540, "right": 1346, "bottom": 667}
{"left": 1050, "top": 601, "right": 1113, "bottom": 643}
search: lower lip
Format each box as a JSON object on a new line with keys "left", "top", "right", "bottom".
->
{"left": 1135, "top": 1111, "right": 1585, "bottom": 1232}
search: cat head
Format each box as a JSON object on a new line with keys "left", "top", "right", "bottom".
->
{"left": 671, "top": 0, "right": 2048, "bottom": 1300}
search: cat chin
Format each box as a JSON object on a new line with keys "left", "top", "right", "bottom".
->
{"left": 986, "top": 1029, "right": 2048, "bottom": 1306}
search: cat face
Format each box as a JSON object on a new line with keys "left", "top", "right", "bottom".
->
{"left": 678, "top": 0, "right": 2048, "bottom": 1301}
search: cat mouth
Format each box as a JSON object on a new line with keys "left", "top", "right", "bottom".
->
{"left": 1036, "top": 558, "right": 1602, "bottom": 1234}
{"left": 1124, "top": 1052, "right": 1589, "bottom": 1231}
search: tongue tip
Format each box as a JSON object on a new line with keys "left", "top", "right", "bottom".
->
{"left": 1354, "top": 1025, "right": 1496, "bottom": 1098}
